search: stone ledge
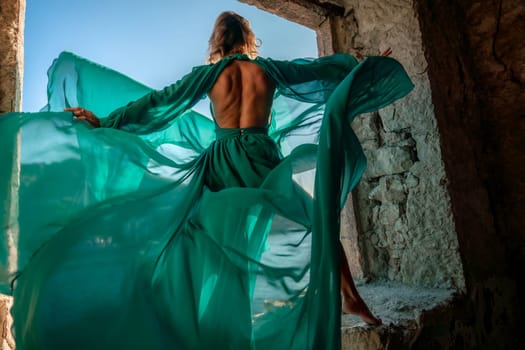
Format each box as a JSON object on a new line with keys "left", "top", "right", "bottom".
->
{"left": 341, "top": 280, "right": 456, "bottom": 350}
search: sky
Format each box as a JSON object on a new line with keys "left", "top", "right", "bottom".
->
{"left": 23, "top": 0, "right": 318, "bottom": 112}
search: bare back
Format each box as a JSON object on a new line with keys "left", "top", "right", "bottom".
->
{"left": 208, "top": 60, "right": 275, "bottom": 128}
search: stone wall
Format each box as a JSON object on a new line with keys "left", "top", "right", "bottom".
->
{"left": 414, "top": 0, "right": 524, "bottom": 347}
{"left": 333, "top": 0, "right": 464, "bottom": 289}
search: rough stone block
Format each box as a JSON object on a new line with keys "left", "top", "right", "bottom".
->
{"left": 352, "top": 113, "right": 379, "bottom": 144}
{"left": 368, "top": 176, "right": 406, "bottom": 203}
{"left": 365, "top": 146, "right": 414, "bottom": 178}
{"left": 378, "top": 104, "right": 412, "bottom": 132}
{"left": 378, "top": 203, "right": 400, "bottom": 226}
{"left": 380, "top": 130, "right": 415, "bottom": 148}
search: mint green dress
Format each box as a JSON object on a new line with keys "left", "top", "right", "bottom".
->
{"left": 0, "top": 52, "right": 413, "bottom": 349}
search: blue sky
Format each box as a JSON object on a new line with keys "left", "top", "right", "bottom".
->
{"left": 23, "top": 0, "right": 318, "bottom": 111}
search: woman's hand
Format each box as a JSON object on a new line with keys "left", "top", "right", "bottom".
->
{"left": 65, "top": 107, "right": 101, "bottom": 128}
{"left": 380, "top": 47, "right": 393, "bottom": 57}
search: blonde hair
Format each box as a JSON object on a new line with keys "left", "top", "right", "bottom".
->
{"left": 207, "top": 11, "right": 259, "bottom": 64}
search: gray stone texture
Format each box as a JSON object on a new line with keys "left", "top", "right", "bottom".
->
{"left": 334, "top": 0, "right": 465, "bottom": 290}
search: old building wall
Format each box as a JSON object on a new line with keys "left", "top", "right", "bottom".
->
{"left": 331, "top": 0, "right": 464, "bottom": 289}
{"left": 1, "top": 0, "right": 522, "bottom": 348}
{"left": 412, "top": 0, "right": 523, "bottom": 348}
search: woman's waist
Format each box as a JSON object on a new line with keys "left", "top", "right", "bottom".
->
{"left": 215, "top": 127, "right": 269, "bottom": 140}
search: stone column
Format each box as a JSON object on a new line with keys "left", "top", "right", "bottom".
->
{"left": 0, "top": 0, "right": 25, "bottom": 349}
{"left": 0, "top": 0, "right": 25, "bottom": 113}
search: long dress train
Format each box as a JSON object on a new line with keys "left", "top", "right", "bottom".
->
{"left": 0, "top": 52, "right": 413, "bottom": 349}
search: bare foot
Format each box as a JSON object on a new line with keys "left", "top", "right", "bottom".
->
{"left": 339, "top": 243, "right": 382, "bottom": 326}
{"left": 342, "top": 296, "right": 382, "bottom": 326}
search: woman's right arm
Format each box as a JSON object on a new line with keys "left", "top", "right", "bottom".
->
{"left": 261, "top": 50, "right": 392, "bottom": 104}
{"left": 257, "top": 54, "right": 359, "bottom": 104}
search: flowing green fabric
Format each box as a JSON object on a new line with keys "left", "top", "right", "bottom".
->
{"left": 0, "top": 51, "right": 413, "bottom": 349}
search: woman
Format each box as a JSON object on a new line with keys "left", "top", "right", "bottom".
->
{"left": 69, "top": 10, "right": 381, "bottom": 326}
{"left": 1, "top": 11, "right": 412, "bottom": 350}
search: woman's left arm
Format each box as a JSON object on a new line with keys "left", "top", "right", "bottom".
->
{"left": 101, "top": 65, "right": 211, "bottom": 133}
{"left": 66, "top": 107, "right": 101, "bottom": 128}
{"left": 70, "top": 64, "right": 213, "bottom": 133}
